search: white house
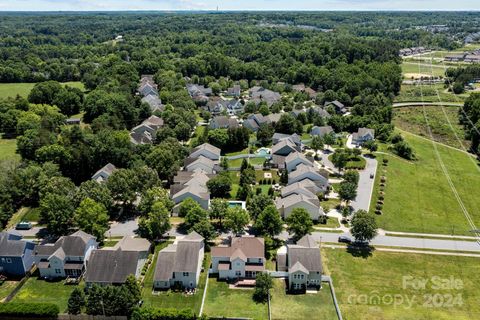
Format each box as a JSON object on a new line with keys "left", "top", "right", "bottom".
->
{"left": 153, "top": 232, "right": 204, "bottom": 289}
{"left": 352, "top": 128, "right": 375, "bottom": 146}
{"left": 34, "top": 231, "right": 97, "bottom": 279}
{"left": 285, "top": 152, "right": 314, "bottom": 173}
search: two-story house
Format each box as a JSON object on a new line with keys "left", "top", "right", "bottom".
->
{"left": 211, "top": 236, "right": 265, "bottom": 280}
{"left": 0, "top": 231, "right": 35, "bottom": 277}
{"left": 34, "top": 231, "right": 97, "bottom": 279}
{"left": 153, "top": 231, "right": 204, "bottom": 290}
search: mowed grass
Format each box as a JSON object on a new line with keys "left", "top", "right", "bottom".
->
{"left": 0, "top": 281, "right": 18, "bottom": 301}
{"left": 322, "top": 247, "right": 480, "bottom": 320}
{"left": 402, "top": 62, "right": 445, "bottom": 78}
{"left": 141, "top": 242, "right": 208, "bottom": 314}
{"left": 393, "top": 106, "right": 469, "bottom": 150}
{"left": 0, "top": 138, "right": 19, "bottom": 161}
{"left": 203, "top": 277, "right": 268, "bottom": 320}
{"left": 270, "top": 279, "right": 338, "bottom": 320}
{"left": 0, "top": 82, "right": 85, "bottom": 99}
{"left": 12, "top": 275, "right": 81, "bottom": 312}
{"left": 371, "top": 132, "right": 480, "bottom": 235}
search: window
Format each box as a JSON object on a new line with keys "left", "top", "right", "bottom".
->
{"left": 235, "top": 271, "right": 241, "bottom": 276}
{"left": 183, "top": 272, "right": 189, "bottom": 277}
{"left": 55, "top": 269, "right": 61, "bottom": 274}
{"left": 300, "top": 275, "right": 304, "bottom": 279}
{"left": 6, "top": 258, "right": 12, "bottom": 264}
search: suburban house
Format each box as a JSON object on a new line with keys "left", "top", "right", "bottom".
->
{"left": 324, "top": 100, "right": 348, "bottom": 114}
{"left": 206, "top": 98, "right": 228, "bottom": 116}
{"left": 276, "top": 235, "right": 322, "bottom": 291}
{"left": 141, "top": 95, "right": 164, "bottom": 113}
{"left": 84, "top": 236, "right": 150, "bottom": 286}
{"left": 464, "top": 54, "right": 480, "bottom": 63}
{"left": 0, "top": 231, "right": 35, "bottom": 277}
{"left": 352, "top": 127, "right": 375, "bottom": 146}
{"left": 272, "top": 139, "right": 299, "bottom": 156}
{"left": 171, "top": 170, "right": 211, "bottom": 212}
{"left": 281, "top": 179, "right": 324, "bottom": 199}
{"left": 210, "top": 116, "right": 239, "bottom": 130}
{"left": 288, "top": 164, "right": 329, "bottom": 189}
{"left": 226, "top": 85, "right": 241, "bottom": 97}
{"left": 310, "top": 106, "right": 331, "bottom": 118}
{"left": 92, "top": 163, "right": 117, "bottom": 183}
{"left": 189, "top": 143, "right": 221, "bottom": 161}
{"left": 130, "top": 115, "right": 164, "bottom": 145}
{"left": 211, "top": 236, "right": 265, "bottom": 281}
{"left": 184, "top": 155, "right": 218, "bottom": 174}
{"left": 187, "top": 84, "right": 212, "bottom": 104}
{"left": 292, "top": 84, "right": 317, "bottom": 99}
{"left": 138, "top": 83, "right": 158, "bottom": 97}
{"left": 153, "top": 231, "right": 204, "bottom": 290}
{"left": 284, "top": 152, "right": 314, "bottom": 173}
{"left": 272, "top": 133, "right": 302, "bottom": 147}
{"left": 226, "top": 99, "right": 244, "bottom": 115}
{"left": 249, "top": 86, "right": 281, "bottom": 106}
{"left": 275, "top": 193, "right": 324, "bottom": 220}
{"left": 34, "top": 231, "right": 97, "bottom": 279}
{"left": 310, "top": 125, "right": 334, "bottom": 137}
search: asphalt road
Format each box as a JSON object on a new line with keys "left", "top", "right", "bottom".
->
{"left": 350, "top": 155, "right": 377, "bottom": 212}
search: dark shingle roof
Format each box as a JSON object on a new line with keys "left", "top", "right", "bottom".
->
{"left": 0, "top": 232, "right": 28, "bottom": 256}
{"left": 85, "top": 249, "right": 139, "bottom": 284}
{"left": 34, "top": 231, "right": 95, "bottom": 257}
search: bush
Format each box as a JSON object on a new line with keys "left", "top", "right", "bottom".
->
{"left": 382, "top": 159, "right": 389, "bottom": 166}
{"left": 378, "top": 195, "right": 384, "bottom": 201}
{"left": 376, "top": 204, "right": 383, "bottom": 210}
{"left": 0, "top": 303, "right": 59, "bottom": 318}
{"left": 131, "top": 307, "right": 203, "bottom": 320}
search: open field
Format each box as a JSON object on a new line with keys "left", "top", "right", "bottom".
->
{"left": 0, "top": 82, "right": 85, "bottom": 99}
{"left": 203, "top": 277, "right": 268, "bottom": 320}
{"left": 0, "top": 139, "right": 19, "bottom": 162}
{"left": 12, "top": 275, "right": 82, "bottom": 312}
{"left": 270, "top": 279, "right": 338, "bottom": 320}
{"left": 141, "top": 242, "right": 208, "bottom": 314}
{"left": 0, "top": 281, "right": 17, "bottom": 301}
{"left": 395, "top": 83, "right": 468, "bottom": 103}
{"left": 402, "top": 62, "right": 445, "bottom": 78}
{"left": 393, "top": 106, "right": 469, "bottom": 150}
{"left": 370, "top": 132, "right": 480, "bottom": 235}
{"left": 322, "top": 247, "right": 480, "bottom": 320}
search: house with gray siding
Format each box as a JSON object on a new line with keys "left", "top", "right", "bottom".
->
{"left": 153, "top": 232, "right": 204, "bottom": 290}
{"left": 0, "top": 231, "right": 35, "bottom": 277}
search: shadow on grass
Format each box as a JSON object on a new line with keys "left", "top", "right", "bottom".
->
{"left": 346, "top": 245, "right": 375, "bottom": 259}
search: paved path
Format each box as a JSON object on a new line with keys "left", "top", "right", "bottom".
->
{"left": 393, "top": 101, "right": 464, "bottom": 108}
{"left": 106, "top": 219, "right": 139, "bottom": 237}
{"left": 317, "top": 149, "right": 338, "bottom": 173}
{"left": 350, "top": 155, "right": 377, "bottom": 212}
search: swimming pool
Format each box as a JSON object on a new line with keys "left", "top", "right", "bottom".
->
{"left": 227, "top": 201, "right": 247, "bottom": 209}
{"left": 256, "top": 148, "right": 270, "bottom": 157}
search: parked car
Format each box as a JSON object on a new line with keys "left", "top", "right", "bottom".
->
{"left": 16, "top": 221, "right": 32, "bottom": 230}
{"left": 370, "top": 173, "right": 374, "bottom": 179}
{"left": 338, "top": 235, "right": 352, "bottom": 244}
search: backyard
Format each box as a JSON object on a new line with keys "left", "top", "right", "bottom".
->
{"left": 370, "top": 131, "right": 480, "bottom": 235}
{"left": 270, "top": 279, "right": 338, "bottom": 320}
{"left": 322, "top": 247, "right": 480, "bottom": 320}
{"left": 202, "top": 277, "right": 268, "bottom": 320}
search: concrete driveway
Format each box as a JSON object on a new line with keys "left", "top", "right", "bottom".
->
{"left": 106, "top": 219, "right": 139, "bottom": 237}
{"left": 350, "top": 155, "right": 377, "bottom": 212}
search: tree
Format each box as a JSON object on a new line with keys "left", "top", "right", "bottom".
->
{"left": 247, "top": 194, "right": 274, "bottom": 220}
{"left": 331, "top": 150, "right": 349, "bottom": 171}
{"left": 138, "top": 201, "right": 171, "bottom": 241}
{"left": 452, "top": 82, "right": 465, "bottom": 94}
{"left": 209, "top": 198, "right": 229, "bottom": 226}
{"left": 338, "top": 181, "right": 357, "bottom": 205}
{"left": 253, "top": 272, "right": 273, "bottom": 303}
{"left": 280, "top": 169, "right": 288, "bottom": 185}
{"left": 174, "top": 122, "right": 192, "bottom": 141}
{"left": 363, "top": 140, "right": 378, "bottom": 152}
{"left": 392, "top": 141, "right": 415, "bottom": 160}
{"left": 206, "top": 173, "right": 232, "bottom": 198}
{"left": 343, "top": 170, "right": 360, "bottom": 185}
{"left": 350, "top": 210, "right": 378, "bottom": 243}
{"left": 207, "top": 129, "right": 229, "bottom": 149}
{"left": 257, "top": 123, "right": 274, "bottom": 146}
{"left": 311, "top": 136, "right": 324, "bottom": 155}
{"left": 239, "top": 167, "right": 256, "bottom": 186}
{"left": 286, "top": 208, "right": 313, "bottom": 240}
{"left": 276, "top": 113, "right": 302, "bottom": 134}
{"left": 225, "top": 207, "right": 250, "bottom": 235}
{"left": 254, "top": 205, "right": 283, "bottom": 237}
{"left": 40, "top": 193, "right": 75, "bottom": 236}
{"left": 106, "top": 169, "right": 138, "bottom": 211}
{"left": 53, "top": 87, "right": 83, "bottom": 116}
{"left": 178, "top": 198, "right": 200, "bottom": 218}
{"left": 138, "top": 187, "right": 173, "bottom": 215}
{"left": 74, "top": 198, "right": 109, "bottom": 243}
{"left": 184, "top": 205, "right": 209, "bottom": 230}
{"left": 28, "top": 81, "right": 63, "bottom": 105}
{"left": 68, "top": 287, "right": 85, "bottom": 315}
{"left": 192, "top": 219, "right": 216, "bottom": 241}
{"left": 124, "top": 274, "right": 142, "bottom": 304}
{"left": 323, "top": 132, "right": 336, "bottom": 146}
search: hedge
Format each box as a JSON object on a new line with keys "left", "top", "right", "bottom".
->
{"left": 0, "top": 302, "right": 59, "bottom": 318}
{"left": 131, "top": 307, "right": 208, "bottom": 320}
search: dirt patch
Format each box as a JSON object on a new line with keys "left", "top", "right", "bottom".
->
{"left": 404, "top": 73, "right": 433, "bottom": 79}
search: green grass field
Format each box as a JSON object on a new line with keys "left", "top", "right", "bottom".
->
{"left": 0, "top": 139, "right": 19, "bottom": 161}
{"left": 141, "top": 242, "right": 208, "bottom": 314}
{"left": 0, "top": 82, "right": 85, "bottom": 99}
{"left": 402, "top": 62, "right": 446, "bottom": 78}
{"left": 322, "top": 247, "right": 480, "bottom": 320}
{"left": 395, "top": 83, "right": 468, "bottom": 103}
{"left": 393, "top": 106, "right": 469, "bottom": 150}
{"left": 12, "top": 276, "right": 82, "bottom": 312}
{"left": 371, "top": 132, "right": 480, "bottom": 235}
{"left": 270, "top": 279, "right": 338, "bottom": 320}
{"left": 203, "top": 277, "right": 268, "bottom": 320}
{"left": 0, "top": 281, "right": 17, "bottom": 301}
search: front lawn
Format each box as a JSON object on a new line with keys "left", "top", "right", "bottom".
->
{"left": 371, "top": 132, "right": 480, "bottom": 235}
{"left": 322, "top": 247, "right": 480, "bottom": 320}
{"left": 315, "top": 216, "right": 340, "bottom": 228}
{"left": 270, "top": 279, "right": 338, "bottom": 320}
{"left": 203, "top": 277, "right": 268, "bottom": 320}
{"left": 12, "top": 275, "right": 82, "bottom": 312}
{"left": 141, "top": 242, "right": 209, "bottom": 314}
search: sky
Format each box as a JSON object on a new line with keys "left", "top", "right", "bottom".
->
{"left": 0, "top": 0, "right": 479, "bottom": 11}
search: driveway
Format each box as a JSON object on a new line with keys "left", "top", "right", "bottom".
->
{"left": 317, "top": 149, "right": 338, "bottom": 173}
{"left": 350, "top": 155, "right": 377, "bottom": 212}
{"left": 106, "top": 219, "right": 139, "bottom": 237}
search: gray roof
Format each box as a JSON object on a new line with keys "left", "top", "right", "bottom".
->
{"left": 311, "top": 126, "right": 333, "bottom": 137}
{"left": 174, "top": 241, "right": 203, "bottom": 272}
{"left": 287, "top": 235, "right": 322, "bottom": 273}
{"left": 154, "top": 244, "right": 177, "bottom": 281}
{"left": 356, "top": 127, "right": 375, "bottom": 139}
{"left": 0, "top": 232, "right": 29, "bottom": 257}
{"left": 275, "top": 193, "right": 320, "bottom": 210}
{"left": 92, "top": 163, "right": 117, "bottom": 181}
{"left": 113, "top": 237, "right": 151, "bottom": 252}
{"left": 191, "top": 143, "right": 221, "bottom": 158}
{"left": 34, "top": 231, "right": 95, "bottom": 258}
{"left": 85, "top": 249, "right": 140, "bottom": 284}
{"left": 272, "top": 139, "right": 297, "bottom": 155}
{"left": 266, "top": 113, "right": 282, "bottom": 123}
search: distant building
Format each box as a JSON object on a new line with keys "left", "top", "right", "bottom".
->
{"left": 91, "top": 163, "right": 117, "bottom": 183}
{"left": 352, "top": 128, "right": 375, "bottom": 146}
{"left": 310, "top": 126, "right": 334, "bottom": 138}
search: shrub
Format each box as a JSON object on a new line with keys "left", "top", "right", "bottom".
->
{"left": 378, "top": 195, "right": 384, "bottom": 201}
{"left": 376, "top": 204, "right": 383, "bottom": 210}
{"left": 0, "top": 303, "right": 59, "bottom": 318}
{"left": 256, "top": 187, "right": 262, "bottom": 195}
{"left": 131, "top": 307, "right": 202, "bottom": 320}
